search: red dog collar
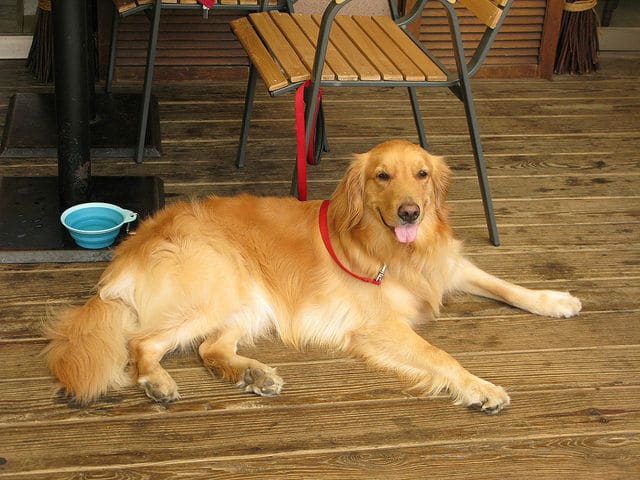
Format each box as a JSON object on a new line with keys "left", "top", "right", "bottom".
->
{"left": 319, "top": 200, "right": 386, "bottom": 285}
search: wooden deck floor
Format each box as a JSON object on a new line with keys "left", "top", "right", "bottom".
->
{"left": 1, "top": 54, "right": 639, "bottom": 478}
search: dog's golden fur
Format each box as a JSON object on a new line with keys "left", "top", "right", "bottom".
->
{"left": 44, "top": 140, "right": 582, "bottom": 413}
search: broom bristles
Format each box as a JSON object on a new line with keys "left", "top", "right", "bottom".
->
{"left": 26, "top": 7, "right": 54, "bottom": 83}
{"left": 554, "top": 7, "right": 599, "bottom": 75}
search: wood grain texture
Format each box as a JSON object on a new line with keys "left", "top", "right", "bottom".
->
{"left": 230, "top": 17, "right": 289, "bottom": 91}
{"left": 0, "top": 53, "right": 638, "bottom": 478}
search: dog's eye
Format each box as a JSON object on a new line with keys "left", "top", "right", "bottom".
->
{"left": 376, "top": 171, "right": 391, "bottom": 181}
{"left": 417, "top": 169, "right": 429, "bottom": 179}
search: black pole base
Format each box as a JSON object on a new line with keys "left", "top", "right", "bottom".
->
{"left": 0, "top": 175, "right": 164, "bottom": 263}
{"left": 0, "top": 93, "right": 161, "bottom": 158}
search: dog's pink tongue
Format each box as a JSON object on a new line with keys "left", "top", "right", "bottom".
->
{"left": 394, "top": 224, "right": 419, "bottom": 243}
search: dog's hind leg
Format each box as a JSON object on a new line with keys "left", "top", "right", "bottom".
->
{"left": 199, "top": 329, "right": 283, "bottom": 397}
{"left": 349, "top": 319, "right": 510, "bottom": 414}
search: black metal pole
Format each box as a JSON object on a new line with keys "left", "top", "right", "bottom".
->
{"left": 52, "top": 0, "right": 92, "bottom": 209}
{"left": 86, "top": 0, "right": 97, "bottom": 121}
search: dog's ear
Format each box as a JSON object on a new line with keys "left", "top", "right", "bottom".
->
{"left": 428, "top": 153, "right": 451, "bottom": 217}
{"left": 330, "top": 154, "right": 366, "bottom": 231}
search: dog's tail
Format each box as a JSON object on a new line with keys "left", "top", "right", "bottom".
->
{"left": 42, "top": 294, "right": 133, "bottom": 404}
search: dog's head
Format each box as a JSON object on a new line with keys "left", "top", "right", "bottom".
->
{"left": 331, "top": 139, "right": 450, "bottom": 243}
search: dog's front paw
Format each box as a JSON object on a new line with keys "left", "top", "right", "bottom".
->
{"left": 534, "top": 290, "right": 582, "bottom": 318}
{"left": 237, "top": 367, "right": 284, "bottom": 397}
{"left": 456, "top": 377, "right": 511, "bottom": 414}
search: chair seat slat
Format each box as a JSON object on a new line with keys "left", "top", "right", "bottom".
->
{"left": 291, "top": 14, "right": 359, "bottom": 82}
{"left": 250, "top": 12, "right": 310, "bottom": 83}
{"left": 352, "top": 16, "right": 425, "bottom": 82}
{"left": 334, "top": 15, "right": 403, "bottom": 81}
{"left": 112, "top": 0, "right": 145, "bottom": 13}
{"left": 320, "top": 14, "right": 381, "bottom": 81}
{"left": 230, "top": 17, "right": 288, "bottom": 92}
{"left": 269, "top": 11, "right": 336, "bottom": 82}
{"left": 231, "top": 10, "right": 451, "bottom": 90}
{"left": 373, "top": 16, "right": 448, "bottom": 82}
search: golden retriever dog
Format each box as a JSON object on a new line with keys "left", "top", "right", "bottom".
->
{"left": 44, "top": 139, "right": 582, "bottom": 413}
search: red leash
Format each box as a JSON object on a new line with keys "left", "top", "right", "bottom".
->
{"left": 295, "top": 80, "right": 322, "bottom": 201}
{"left": 318, "top": 200, "right": 386, "bottom": 285}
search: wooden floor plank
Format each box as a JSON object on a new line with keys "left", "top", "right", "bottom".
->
{"left": 3, "top": 433, "right": 636, "bottom": 480}
{"left": 4, "top": 150, "right": 639, "bottom": 186}
{"left": 155, "top": 97, "right": 640, "bottom": 124}
{"left": 134, "top": 112, "right": 640, "bottom": 142}
{"left": 1, "top": 387, "right": 638, "bottom": 476}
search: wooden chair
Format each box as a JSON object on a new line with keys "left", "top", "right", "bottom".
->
{"left": 106, "top": 0, "right": 293, "bottom": 164}
{"left": 231, "top": 0, "right": 513, "bottom": 246}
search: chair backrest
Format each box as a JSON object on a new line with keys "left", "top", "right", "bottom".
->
{"left": 456, "top": 0, "right": 509, "bottom": 29}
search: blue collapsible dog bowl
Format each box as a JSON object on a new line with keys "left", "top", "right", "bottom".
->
{"left": 60, "top": 202, "right": 138, "bottom": 249}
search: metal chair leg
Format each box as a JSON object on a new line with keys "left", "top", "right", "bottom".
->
{"left": 459, "top": 77, "right": 500, "bottom": 246}
{"left": 105, "top": 10, "right": 120, "bottom": 94}
{"left": 408, "top": 86, "right": 428, "bottom": 149}
{"left": 134, "top": 0, "right": 162, "bottom": 164}
{"left": 443, "top": 0, "right": 500, "bottom": 246}
{"left": 290, "top": 163, "right": 299, "bottom": 197}
{"left": 236, "top": 64, "right": 259, "bottom": 168}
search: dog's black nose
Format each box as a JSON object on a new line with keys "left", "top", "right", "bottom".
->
{"left": 398, "top": 202, "right": 420, "bottom": 224}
